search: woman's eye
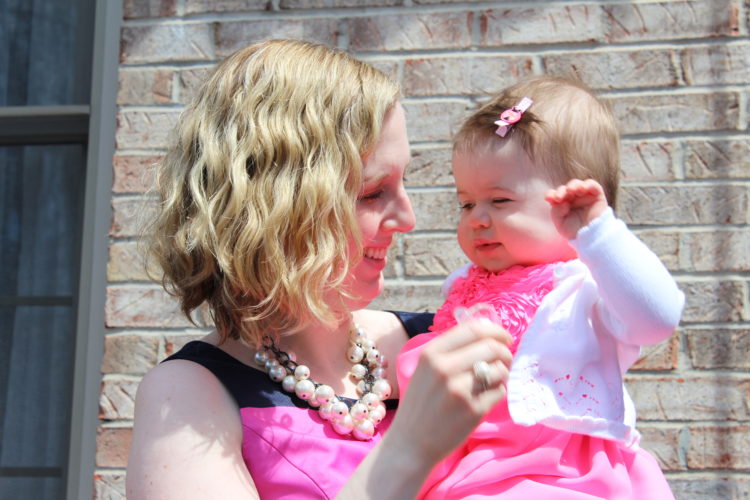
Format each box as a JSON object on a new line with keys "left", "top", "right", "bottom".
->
{"left": 359, "top": 190, "right": 383, "bottom": 202}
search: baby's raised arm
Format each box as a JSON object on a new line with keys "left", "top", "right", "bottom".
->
{"left": 545, "top": 179, "right": 609, "bottom": 240}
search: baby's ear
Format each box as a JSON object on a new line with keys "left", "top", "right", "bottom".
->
{"left": 441, "top": 263, "right": 472, "bottom": 298}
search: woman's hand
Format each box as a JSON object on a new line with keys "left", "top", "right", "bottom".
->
{"left": 391, "top": 318, "right": 513, "bottom": 462}
{"left": 337, "top": 318, "right": 512, "bottom": 500}
{"left": 546, "top": 178, "right": 608, "bottom": 240}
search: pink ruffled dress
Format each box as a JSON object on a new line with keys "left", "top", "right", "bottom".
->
{"left": 397, "top": 263, "right": 674, "bottom": 500}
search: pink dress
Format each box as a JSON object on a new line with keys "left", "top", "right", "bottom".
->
{"left": 397, "top": 264, "right": 675, "bottom": 500}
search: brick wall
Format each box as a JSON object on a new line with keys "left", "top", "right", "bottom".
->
{"left": 98, "top": 0, "right": 750, "bottom": 497}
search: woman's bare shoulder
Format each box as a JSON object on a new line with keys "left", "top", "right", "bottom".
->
{"left": 126, "top": 359, "right": 259, "bottom": 499}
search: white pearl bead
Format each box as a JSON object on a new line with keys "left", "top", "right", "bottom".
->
{"left": 269, "top": 365, "right": 287, "bottom": 382}
{"left": 360, "top": 338, "right": 375, "bottom": 352}
{"left": 353, "top": 419, "right": 375, "bottom": 440}
{"left": 361, "top": 392, "right": 381, "bottom": 409}
{"left": 347, "top": 345, "right": 364, "bottom": 363}
{"left": 281, "top": 374, "right": 297, "bottom": 393}
{"left": 379, "top": 354, "right": 388, "bottom": 368}
{"left": 331, "top": 401, "right": 349, "bottom": 421}
{"left": 319, "top": 404, "right": 334, "bottom": 421}
{"left": 371, "top": 367, "right": 385, "bottom": 379}
{"left": 332, "top": 415, "right": 354, "bottom": 435}
{"left": 371, "top": 379, "right": 392, "bottom": 399}
{"left": 265, "top": 358, "right": 279, "bottom": 372}
{"left": 350, "top": 327, "right": 366, "bottom": 341}
{"left": 314, "top": 384, "right": 335, "bottom": 405}
{"left": 307, "top": 396, "right": 321, "bottom": 407}
{"left": 254, "top": 350, "right": 269, "bottom": 366}
{"left": 365, "top": 348, "right": 381, "bottom": 364}
{"left": 294, "top": 365, "right": 311, "bottom": 380}
{"left": 356, "top": 380, "right": 367, "bottom": 395}
{"left": 294, "top": 379, "right": 315, "bottom": 400}
{"left": 369, "top": 403, "right": 386, "bottom": 424}
{"left": 349, "top": 364, "right": 367, "bottom": 380}
{"left": 350, "top": 402, "right": 369, "bottom": 421}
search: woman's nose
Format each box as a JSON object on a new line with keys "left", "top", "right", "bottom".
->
{"left": 384, "top": 188, "right": 416, "bottom": 233}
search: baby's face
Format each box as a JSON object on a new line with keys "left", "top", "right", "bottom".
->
{"left": 453, "top": 140, "right": 576, "bottom": 272}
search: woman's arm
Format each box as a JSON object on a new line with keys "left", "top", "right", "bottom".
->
{"left": 337, "top": 318, "right": 513, "bottom": 499}
{"left": 126, "top": 360, "right": 259, "bottom": 500}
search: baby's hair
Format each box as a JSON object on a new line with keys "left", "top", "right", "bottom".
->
{"left": 454, "top": 76, "right": 620, "bottom": 208}
{"left": 144, "top": 39, "right": 400, "bottom": 346}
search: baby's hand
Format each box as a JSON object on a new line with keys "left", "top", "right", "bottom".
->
{"left": 545, "top": 179, "right": 608, "bottom": 240}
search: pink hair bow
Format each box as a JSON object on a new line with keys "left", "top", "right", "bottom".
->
{"left": 494, "top": 97, "right": 533, "bottom": 137}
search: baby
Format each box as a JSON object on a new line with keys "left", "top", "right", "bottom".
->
{"left": 397, "top": 76, "right": 684, "bottom": 499}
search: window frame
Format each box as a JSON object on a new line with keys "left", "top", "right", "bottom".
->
{"left": 63, "top": 0, "right": 121, "bottom": 498}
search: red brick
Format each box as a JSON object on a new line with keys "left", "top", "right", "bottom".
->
{"left": 687, "top": 426, "right": 750, "bottom": 469}
{"left": 543, "top": 50, "right": 678, "bottom": 90}
{"left": 120, "top": 24, "right": 215, "bottom": 64}
{"left": 632, "top": 230, "right": 679, "bottom": 271}
{"left": 631, "top": 334, "right": 679, "bottom": 371}
{"left": 100, "top": 377, "right": 140, "bottom": 421}
{"left": 112, "top": 155, "right": 160, "bottom": 194}
{"left": 403, "top": 235, "right": 465, "bottom": 278}
{"left": 117, "top": 68, "right": 173, "bottom": 105}
{"left": 619, "top": 184, "right": 748, "bottom": 225}
{"left": 680, "top": 230, "right": 750, "bottom": 272}
{"left": 177, "top": 66, "right": 214, "bottom": 105}
{"left": 620, "top": 140, "right": 677, "bottom": 182}
{"left": 604, "top": 1, "right": 739, "bottom": 42}
{"left": 608, "top": 92, "right": 739, "bottom": 135}
{"left": 108, "top": 241, "right": 155, "bottom": 282}
{"left": 349, "top": 12, "right": 472, "bottom": 52}
{"left": 684, "top": 139, "right": 750, "bottom": 179}
{"left": 403, "top": 100, "right": 470, "bottom": 143}
{"left": 669, "top": 477, "right": 750, "bottom": 500}
{"left": 370, "top": 282, "right": 443, "bottom": 312}
{"left": 627, "top": 375, "right": 750, "bottom": 421}
{"left": 686, "top": 328, "right": 750, "bottom": 369}
{"left": 638, "top": 425, "right": 683, "bottom": 471}
{"left": 93, "top": 472, "right": 126, "bottom": 500}
{"left": 123, "top": 0, "right": 177, "bottom": 19}
{"left": 682, "top": 43, "right": 750, "bottom": 85}
{"left": 214, "top": 19, "right": 339, "bottom": 58}
{"left": 101, "top": 333, "right": 161, "bottom": 374}
{"left": 408, "top": 146, "right": 453, "bottom": 188}
{"left": 106, "top": 285, "right": 194, "bottom": 328}
{"left": 116, "top": 110, "right": 181, "bottom": 150}
{"left": 185, "top": 0, "right": 269, "bottom": 14}
{"left": 164, "top": 331, "right": 212, "bottom": 357}
{"left": 680, "top": 280, "right": 746, "bottom": 323}
{"left": 403, "top": 56, "right": 534, "bottom": 96}
{"left": 479, "top": 5, "right": 604, "bottom": 46}
{"left": 96, "top": 426, "right": 133, "bottom": 468}
{"left": 281, "top": 0, "right": 398, "bottom": 6}
{"left": 409, "top": 190, "right": 459, "bottom": 231}
{"left": 111, "top": 196, "right": 158, "bottom": 239}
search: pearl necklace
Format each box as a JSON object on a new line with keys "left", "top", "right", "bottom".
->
{"left": 254, "top": 322, "right": 392, "bottom": 440}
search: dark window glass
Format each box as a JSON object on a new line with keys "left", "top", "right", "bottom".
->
{"left": 0, "top": 0, "right": 93, "bottom": 106}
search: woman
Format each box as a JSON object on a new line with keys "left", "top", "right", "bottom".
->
{"left": 126, "top": 39, "right": 512, "bottom": 499}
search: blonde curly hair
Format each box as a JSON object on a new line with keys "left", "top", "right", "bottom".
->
{"left": 454, "top": 76, "right": 620, "bottom": 208}
{"left": 145, "top": 39, "right": 400, "bottom": 345}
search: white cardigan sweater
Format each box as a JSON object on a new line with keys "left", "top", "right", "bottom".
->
{"left": 449, "top": 208, "right": 685, "bottom": 446}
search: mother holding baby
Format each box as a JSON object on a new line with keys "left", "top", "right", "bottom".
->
{"left": 126, "top": 39, "right": 512, "bottom": 499}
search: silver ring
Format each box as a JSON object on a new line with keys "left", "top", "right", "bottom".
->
{"left": 473, "top": 360, "right": 491, "bottom": 390}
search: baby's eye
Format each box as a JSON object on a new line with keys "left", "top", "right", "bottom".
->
{"left": 458, "top": 201, "right": 474, "bottom": 210}
{"left": 492, "top": 198, "right": 510, "bottom": 205}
